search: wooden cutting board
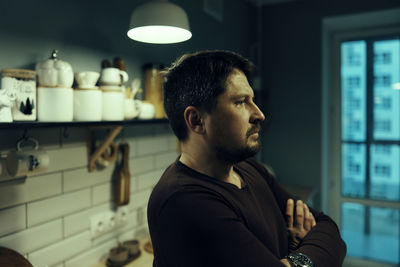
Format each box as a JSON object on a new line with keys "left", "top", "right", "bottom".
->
{"left": 114, "top": 143, "right": 130, "bottom": 206}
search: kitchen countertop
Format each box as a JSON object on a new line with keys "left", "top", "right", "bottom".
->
{"left": 91, "top": 240, "right": 153, "bottom": 267}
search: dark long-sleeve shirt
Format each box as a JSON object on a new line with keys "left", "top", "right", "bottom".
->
{"left": 147, "top": 158, "right": 346, "bottom": 267}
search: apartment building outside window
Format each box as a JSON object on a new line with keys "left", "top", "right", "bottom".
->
{"left": 322, "top": 9, "right": 400, "bottom": 267}
{"left": 340, "top": 36, "right": 400, "bottom": 265}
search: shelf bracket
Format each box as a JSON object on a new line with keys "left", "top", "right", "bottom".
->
{"left": 88, "top": 125, "right": 123, "bottom": 172}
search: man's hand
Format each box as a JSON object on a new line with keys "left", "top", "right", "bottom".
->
{"left": 280, "top": 258, "right": 292, "bottom": 267}
{"left": 286, "top": 198, "right": 316, "bottom": 251}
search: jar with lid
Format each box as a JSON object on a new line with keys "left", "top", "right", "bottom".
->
{"left": 1, "top": 69, "right": 36, "bottom": 121}
{"left": 142, "top": 63, "right": 165, "bottom": 119}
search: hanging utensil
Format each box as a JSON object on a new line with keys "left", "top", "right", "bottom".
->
{"left": 114, "top": 143, "right": 130, "bottom": 206}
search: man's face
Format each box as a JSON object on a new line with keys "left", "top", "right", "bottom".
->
{"left": 204, "top": 69, "right": 265, "bottom": 163}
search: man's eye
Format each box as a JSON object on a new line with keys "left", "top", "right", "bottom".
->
{"left": 235, "top": 100, "right": 245, "bottom": 105}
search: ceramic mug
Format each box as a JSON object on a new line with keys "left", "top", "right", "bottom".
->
{"left": 6, "top": 137, "right": 50, "bottom": 177}
{"left": 124, "top": 99, "right": 141, "bottom": 120}
{"left": 100, "top": 68, "right": 128, "bottom": 85}
{"left": 75, "top": 71, "right": 100, "bottom": 88}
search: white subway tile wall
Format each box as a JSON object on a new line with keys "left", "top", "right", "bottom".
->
{"left": 0, "top": 219, "right": 63, "bottom": 254}
{"left": 92, "top": 183, "right": 112, "bottom": 205}
{"left": 64, "top": 203, "right": 109, "bottom": 237}
{"left": 27, "top": 188, "right": 91, "bottom": 227}
{"left": 0, "top": 125, "right": 178, "bottom": 267}
{"left": 28, "top": 231, "right": 92, "bottom": 267}
{"left": 0, "top": 204, "right": 26, "bottom": 236}
{"left": 63, "top": 167, "right": 114, "bottom": 193}
{"left": 0, "top": 172, "right": 62, "bottom": 209}
{"left": 137, "top": 170, "right": 165, "bottom": 191}
{"left": 130, "top": 156, "right": 155, "bottom": 175}
{"left": 64, "top": 239, "right": 117, "bottom": 267}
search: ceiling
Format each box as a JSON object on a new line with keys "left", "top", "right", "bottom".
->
{"left": 246, "top": 0, "right": 297, "bottom": 6}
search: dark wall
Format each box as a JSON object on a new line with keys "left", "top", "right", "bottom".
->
{"left": 260, "top": 0, "right": 400, "bottom": 209}
{"left": 0, "top": 0, "right": 257, "bottom": 76}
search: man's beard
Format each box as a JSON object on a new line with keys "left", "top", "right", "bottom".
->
{"left": 214, "top": 125, "right": 262, "bottom": 164}
{"left": 215, "top": 142, "right": 261, "bottom": 164}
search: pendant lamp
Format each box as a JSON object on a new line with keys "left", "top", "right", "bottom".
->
{"left": 127, "top": 0, "right": 192, "bottom": 44}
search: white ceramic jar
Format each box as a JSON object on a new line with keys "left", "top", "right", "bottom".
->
{"left": 1, "top": 69, "right": 36, "bottom": 121}
{"left": 36, "top": 50, "right": 74, "bottom": 88}
{"left": 38, "top": 87, "right": 73, "bottom": 122}
{"left": 73, "top": 88, "right": 102, "bottom": 121}
{"left": 101, "top": 86, "right": 124, "bottom": 121}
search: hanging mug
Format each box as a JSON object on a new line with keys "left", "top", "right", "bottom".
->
{"left": 6, "top": 137, "right": 50, "bottom": 177}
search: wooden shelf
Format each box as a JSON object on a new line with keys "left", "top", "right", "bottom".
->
{"left": 0, "top": 118, "right": 169, "bottom": 129}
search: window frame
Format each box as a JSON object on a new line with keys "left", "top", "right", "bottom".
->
{"left": 322, "top": 8, "right": 400, "bottom": 267}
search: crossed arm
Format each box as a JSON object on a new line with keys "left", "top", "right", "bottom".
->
{"left": 280, "top": 198, "right": 317, "bottom": 266}
{"left": 152, "top": 158, "right": 347, "bottom": 266}
{"left": 259, "top": 159, "right": 346, "bottom": 266}
{"left": 153, "top": 188, "right": 346, "bottom": 267}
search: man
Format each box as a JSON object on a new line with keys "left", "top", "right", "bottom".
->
{"left": 147, "top": 50, "right": 346, "bottom": 267}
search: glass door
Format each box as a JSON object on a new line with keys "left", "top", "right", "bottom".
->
{"left": 339, "top": 36, "right": 400, "bottom": 266}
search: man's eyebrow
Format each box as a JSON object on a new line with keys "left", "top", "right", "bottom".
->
{"left": 230, "top": 93, "right": 254, "bottom": 99}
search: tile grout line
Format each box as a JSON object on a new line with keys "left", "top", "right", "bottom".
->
{"left": 25, "top": 184, "right": 87, "bottom": 206}
{"left": 61, "top": 170, "right": 64, "bottom": 194}
{"left": 25, "top": 202, "right": 28, "bottom": 230}
{"left": 62, "top": 215, "right": 65, "bottom": 239}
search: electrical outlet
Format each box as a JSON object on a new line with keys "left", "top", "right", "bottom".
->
{"left": 90, "top": 212, "right": 106, "bottom": 238}
{"left": 90, "top": 208, "right": 129, "bottom": 239}
{"left": 116, "top": 207, "right": 129, "bottom": 223}
{"left": 102, "top": 211, "right": 113, "bottom": 229}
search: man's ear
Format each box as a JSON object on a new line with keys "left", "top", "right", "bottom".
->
{"left": 183, "top": 106, "right": 205, "bottom": 134}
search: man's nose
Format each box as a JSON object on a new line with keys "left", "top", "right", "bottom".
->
{"left": 251, "top": 103, "right": 265, "bottom": 123}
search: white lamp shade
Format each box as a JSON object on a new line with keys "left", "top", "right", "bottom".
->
{"left": 127, "top": 0, "right": 192, "bottom": 44}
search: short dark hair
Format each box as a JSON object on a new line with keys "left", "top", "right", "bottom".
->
{"left": 163, "top": 50, "right": 254, "bottom": 141}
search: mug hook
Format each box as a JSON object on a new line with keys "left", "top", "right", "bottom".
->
{"left": 20, "top": 128, "right": 28, "bottom": 142}
{"left": 17, "top": 137, "right": 39, "bottom": 151}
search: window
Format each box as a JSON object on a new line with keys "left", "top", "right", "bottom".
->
{"left": 348, "top": 76, "right": 361, "bottom": 89}
{"left": 340, "top": 36, "right": 400, "bottom": 266}
{"left": 375, "top": 51, "right": 392, "bottom": 65}
{"left": 323, "top": 8, "right": 400, "bottom": 267}
{"left": 374, "top": 75, "right": 392, "bottom": 87}
{"left": 375, "top": 97, "right": 392, "bottom": 110}
{"left": 374, "top": 120, "right": 392, "bottom": 132}
{"left": 341, "top": 204, "right": 399, "bottom": 264}
{"left": 374, "top": 164, "right": 391, "bottom": 177}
